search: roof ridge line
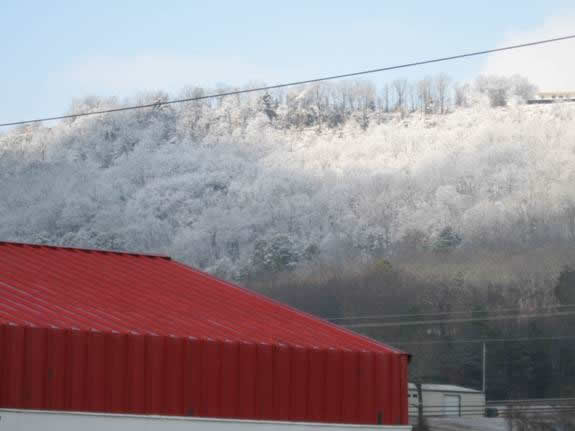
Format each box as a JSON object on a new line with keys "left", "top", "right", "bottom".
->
{"left": 0, "top": 241, "right": 171, "bottom": 259}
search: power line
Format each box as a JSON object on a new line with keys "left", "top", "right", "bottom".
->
{"left": 414, "top": 401, "right": 575, "bottom": 408}
{"left": 489, "top": 397, "right": 575, "bottom": 404}
{"left": 2, "top": 34, "right": 575, "bottom": 128}
{"left": 326, "top": 304, "right": 575, "bottom": 322}
{"left": 389, "top": 335, "right": 575, "bottom": 346}
{"left": 415, "top": 398, "right": 575, "bottom": 406}
{"left": 417, "top": 408, "right": 575, "bottom": 413}
{"left": 342, "top": 310, "right": 575, "bottom": 329}
{"left": 420, "top": 408, "right": 575, "bottom": 417}
{"left": 420, "top": 406, "right": 575, "bottom": 413}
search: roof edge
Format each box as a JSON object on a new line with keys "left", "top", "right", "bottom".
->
{"left": 0, "top": 241, "right": 171, "bottom": 259}
{"left": 171, "top": 259, "right": 409, "bottom": 355}
{"left": 0, "top": 322, "right": 408, "bottom": 352}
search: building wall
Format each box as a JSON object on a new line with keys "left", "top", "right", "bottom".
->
{"left": 0, "top": 325, "right": 409, "bottom": 425}
{"left": 0, "top": 409, "right": 413, "bottom": 431}
{"left": 537, "top": 92, "right": 575, "bottom": 99}
{"left": 408, "top": 389, "right": 485, "bottom": 417}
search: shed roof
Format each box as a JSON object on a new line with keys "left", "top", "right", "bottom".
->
{"left": 408, "top": 383, "right": 482, "bottom": 393}
{"left": 0, "top": 241, "right": 401, "bottom": 353}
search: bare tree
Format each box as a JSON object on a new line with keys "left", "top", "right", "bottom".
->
{"left": 354, "top": 81, "right": 375, "bottom": 130}
{"left": 436, "top": 73, "right": 451, "bottom": 114}
{"left": 408, "top": 82, "right": 418, "bottom": 113}
{"left": 454, "top": 82, "right": 470, "bottom": 108}
{"left": 313, "top": 84, "right": 325, "bottom": 129}
{"left": 383, "top": 84, "right": 391, "bottom": 113}
{"left": 476, "top": 75, "right": 509, "bottom": 107}
{"left": 510, "top": 74, "right": 538, "bottom": 102}
{"left": 392, "top": 79, "right": 408, "bottom": 117}
{"left": 417, "top": 77, "right": 434, "bottom": 115}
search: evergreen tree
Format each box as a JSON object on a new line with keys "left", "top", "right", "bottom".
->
{"left": 434, "top": 226, "right": 462, "bottom": 253}
{"left": 259, "top": 93, "right": 277, "bottom": 122}
{"left": 555, "top": 266, "right": 575, "bottom": 305}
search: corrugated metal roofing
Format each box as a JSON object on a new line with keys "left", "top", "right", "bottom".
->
{"left": 0, "top": 241, "right": 399, "bottom": 353}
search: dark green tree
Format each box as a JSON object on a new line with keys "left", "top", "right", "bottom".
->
{"left": 259, "top": 93, "right": 277, "bottom": 122}
{"left": 555, "top": 266, "right": 575, "bottom": 305}
{"left": 434, "top": 226, "right": 462, "bottom": 253}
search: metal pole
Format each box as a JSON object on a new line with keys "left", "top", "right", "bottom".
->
{"left": 482, "top": 342, "right": 487, "bottom": 394}
{"left": 416, "top": 382, "right": 423, "bottom": 430}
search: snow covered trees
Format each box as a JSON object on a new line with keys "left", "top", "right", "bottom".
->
{"left": 476, "top": 74, "right": 538, "bottom": 107}
{"left": 0, "top": 74, "right": 561, "bottom": 278}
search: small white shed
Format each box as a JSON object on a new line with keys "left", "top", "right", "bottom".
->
{"left": 408, "top": 383, "right": 485, "bottom": 418}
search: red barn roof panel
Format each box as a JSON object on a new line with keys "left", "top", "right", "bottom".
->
{"left": 0, "top": 241, "right": 399, "bottom": 352}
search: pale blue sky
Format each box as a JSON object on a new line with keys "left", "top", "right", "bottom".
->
{"left": 2, "top": 1, "right": 574, "bottom": 124}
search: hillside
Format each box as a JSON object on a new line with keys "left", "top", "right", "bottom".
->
{"left": 1, "top": 85, "right": 575, "bottom": 280}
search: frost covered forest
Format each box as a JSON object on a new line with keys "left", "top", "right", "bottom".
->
{"left": 2, "top": 74, "right": 573, "bottom": 278}
{"left": 2, "top": 74, "right": 575, "bottom": 398}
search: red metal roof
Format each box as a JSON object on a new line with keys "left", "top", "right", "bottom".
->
{"left": 0, "top": 241, "right": 399, "bottom": 353}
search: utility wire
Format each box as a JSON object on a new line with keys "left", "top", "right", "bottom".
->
{"left": 418, "top": 404, "right": 575, "bottom": 410}
{"left": 416, "top": 399, "right": 575, "bottom": 406}
{"left": 420, "top": 406, "right": 575, "bottom": 413}
{"left": 2, "top": 34, "right": 575, "bottom": 128}
{"left": 342, "top": 310, "right": 575, "bottom": 328}
{"left": 414, "top": 406, "right": 575, "bottom": 412}
{"left": 489, "top": 397, "right": 575, "bottom": 404}
{"left": 389, "top": 335, "right": 575, "bottom": 346}
{"left": 413, "top": 404, "right": 575, "bottom": 409}
{"left": 420, "top": 409, "right": 575, "bottom": 417}
{"left": 326, "top": 303, "right": 575, "bottom": 322}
